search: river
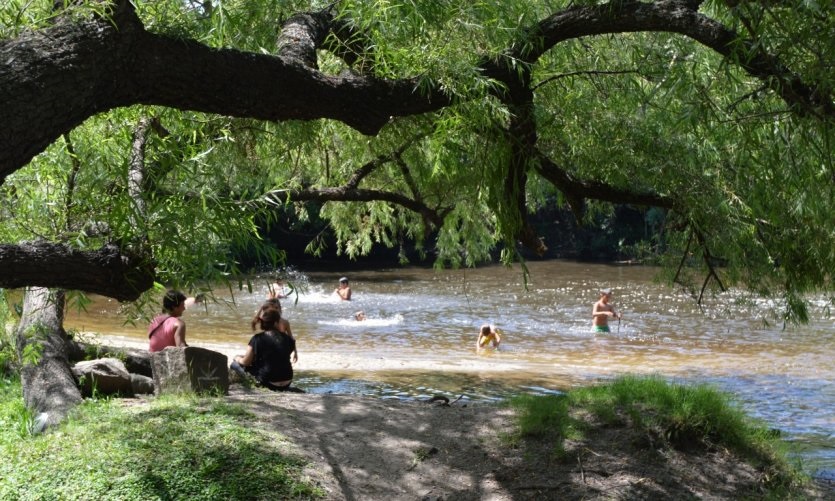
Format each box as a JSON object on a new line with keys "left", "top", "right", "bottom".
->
{"left": 64, "top": 260, "right": 834, "bottom": 480}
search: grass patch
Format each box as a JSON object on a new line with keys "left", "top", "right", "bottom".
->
{"left": 0, "top": 378, "right": 323, "bottom": 500}
{"left": 509, "top": 375, "right": 808, "bottom": 492}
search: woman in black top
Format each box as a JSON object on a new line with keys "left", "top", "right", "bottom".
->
{"left": 231, "top": 305, "right": 301, "bottom": 392}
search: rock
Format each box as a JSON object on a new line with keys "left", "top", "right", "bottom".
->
{"left": 118, "top": 348, "right": 153, "bottom": 377}
{"left": 150, "top": 346, "right": 229, "bottom": 395}
{"left": 130, "top": 373, "right": 155, "bottom": 395}
{"left": 72, "top": 358, "right": 134, "bottom": 397}
{"left": 71, "top": 341, "right": 153, "bottom": 377}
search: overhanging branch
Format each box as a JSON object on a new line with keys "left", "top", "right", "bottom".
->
{"left": 0, "top": 242, "right": 154, "bottom": 301}
{"left": 535, "top": 151, "right": 675, "bottom": 212}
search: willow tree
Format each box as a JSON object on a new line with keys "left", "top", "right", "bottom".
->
{"left": 0, "top": 0, "right": 832, "bottom": 321}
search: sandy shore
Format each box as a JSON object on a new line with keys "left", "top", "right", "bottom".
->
{"left": 94, "top": 332, "right": 831, "bottom": 499}
{"left": 87, "top": 332, "right": 561, "bottom": 377}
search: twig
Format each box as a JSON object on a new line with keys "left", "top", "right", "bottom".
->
{"left": 577, "top": 454, "right": 586, "bottom": 484}
{"left": 673, "top": 228, "right": 693, "bottom": 286}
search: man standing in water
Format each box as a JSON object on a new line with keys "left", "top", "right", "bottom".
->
{"left": 335, "top": 277, "right": 352, "bottom": 300}
{"left": 592, "top": 288, "right": 622, "bottom": 333}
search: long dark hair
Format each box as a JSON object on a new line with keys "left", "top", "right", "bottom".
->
{"left": 252, "top": 299, "right": 281, "bottom": 330}
{"left": 256, "top": 305, "right": 281, "bottom": 332}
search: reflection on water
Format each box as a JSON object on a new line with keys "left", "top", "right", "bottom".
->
{"left": 64, "top": 261, "right": 834, "bottom": 479}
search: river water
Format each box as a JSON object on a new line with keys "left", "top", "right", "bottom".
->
{"left": 64, "top": 261, "right": 834, "bottom": 480}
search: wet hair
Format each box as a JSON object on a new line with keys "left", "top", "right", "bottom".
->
{"left": 162, "top": 290, "right": 186, "bottom": 313}
{"left": 257, "top": 305, "right": 281, "bottom": 332}
{"left": 480, "top": 324, "right": 492, "bottom": 336}
{"left": 252, "top": 299, "right": 282, "bottom": 331}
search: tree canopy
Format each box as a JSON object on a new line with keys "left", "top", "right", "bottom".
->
{"left": 0, "top": 0, "right": 832, "bottom": 320}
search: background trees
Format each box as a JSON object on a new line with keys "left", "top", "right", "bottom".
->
{"left": 0, "top": 0, "right": 831, "bottom": 320}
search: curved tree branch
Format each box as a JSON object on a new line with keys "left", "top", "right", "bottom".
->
{"left": 514, "top": 0, "right": 832, "bottom": 119}
{"left": 3, "top": 0, "right": 829, "bottom": 181}
{"left": 535, "top": 151, "right": 676, "bottom": 211}
{"left": 261, "top": 187, "right": 445, "bottom": 229}
{"left": 0, "top": 0, "right": 451, "bottom": 179}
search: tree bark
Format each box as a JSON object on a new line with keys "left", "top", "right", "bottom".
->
{"left": 0, "top": 242, "right": 154, "bottom": 302}
{"left": 15, "top": 287, "right": 82, "bottom": 431}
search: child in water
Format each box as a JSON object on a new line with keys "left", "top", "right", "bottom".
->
{"left": 476, "top": 324, "right": 501, "bottom": 350}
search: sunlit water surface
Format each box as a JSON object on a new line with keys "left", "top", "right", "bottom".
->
{"left": 65, "top": 261, "right": 834, "bottom": 480}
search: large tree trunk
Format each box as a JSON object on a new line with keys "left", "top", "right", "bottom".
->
{"left": 15, "top": 287, "right": 82, "bottom": 431}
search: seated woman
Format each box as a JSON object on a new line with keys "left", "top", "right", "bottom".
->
{"left": 251, "top": 298, "right": 296, "bottom": 363}
{"left": 148, "top": 290, "right": 188, "bottom": 352}
{"left": 232, "top": 304, "right": 302, "bottom": 392}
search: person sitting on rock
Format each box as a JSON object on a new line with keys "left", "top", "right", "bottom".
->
{"left": 148, "top": 290, "right": 188, "bottom": 352}
{"left": 232, "top": 304, "right": 303, "bottom": 392}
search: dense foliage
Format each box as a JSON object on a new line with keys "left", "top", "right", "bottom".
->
{"left": 0, "top": 0, "right": 831, "bottom": 320}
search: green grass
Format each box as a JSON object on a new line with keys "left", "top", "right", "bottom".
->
{"left": 0, "top": 378, "right": 323, "bottom": 500}
{"left": 509, "top": 375, "right": 808, "bottom": 493}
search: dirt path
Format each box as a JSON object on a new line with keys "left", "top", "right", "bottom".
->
{"left": 228, "top": 386, "right": 516, "bottom": 500}
{"left": 225, "top": 385, "right": 831, "bottom": 500}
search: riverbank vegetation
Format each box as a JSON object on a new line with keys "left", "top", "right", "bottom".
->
{"left": 0, "top": 378, "right": 322, "bottom": 500}
{"left": 510, "top": 375, "right": 805, "bottom": 494}
{"left": 1, "top": 375, "right": 818, "bottom": 499}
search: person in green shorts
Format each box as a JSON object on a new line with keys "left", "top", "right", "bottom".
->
{"left": 592, "top": 288, "right": 621, "bottom": 333}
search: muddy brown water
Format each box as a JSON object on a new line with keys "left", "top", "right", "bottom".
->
{"left": 64, "top": 261, "right": 834, "bottom": 480}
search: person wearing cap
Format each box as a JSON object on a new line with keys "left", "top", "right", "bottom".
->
{"left": 592, "top": 288, "right": 621, "bottom": 333}
{"left": 335, "top": 277, "right": 352, "bottom": 300}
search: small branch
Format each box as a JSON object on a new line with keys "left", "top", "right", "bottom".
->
{"left": 673, "top": 229, "right": 694, "bottom": 286}
{"left": 692, "top": 228, "right": 727, "bottom": 305}
{"left": 535, "top": 150, "right": 675, "bottom": 212}
{"left": 276, "top": 10, "right": 333, "bottom": 69}
{"left": 258, "top": 187, "right": 445, "bottom": 229}
{"left": 532, "top": 69, "right": 643, "bottom": 91}
{"left": 63, "top": 133, "right": 81, "bottom": 232}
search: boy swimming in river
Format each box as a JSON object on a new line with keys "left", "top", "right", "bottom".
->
{"left": 476, "top": 324, "right": 501, "bottom": 350}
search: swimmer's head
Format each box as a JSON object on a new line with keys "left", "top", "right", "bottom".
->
{"left": 355, "top": 311, "right": 366, "bottom": 321}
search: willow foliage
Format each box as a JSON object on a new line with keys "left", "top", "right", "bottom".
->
{"left": 0, "top": 0, "right": 832, "bottom": 320}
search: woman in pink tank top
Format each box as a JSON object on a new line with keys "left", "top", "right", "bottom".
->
{"left": 148, "top": 290, "right": 188, "bottom": 352}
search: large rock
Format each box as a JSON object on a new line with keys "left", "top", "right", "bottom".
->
{"left": 130, "top": 373, "right": 155, "bottom": 395}
{"left": 70, "top": 341, "right": 153, "bottom": 377}
{"left": 72, "top": 358, "right": 134, "bottom": 397}
{"left": 150, "top": 346, "right": 229, "bottom": 395}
